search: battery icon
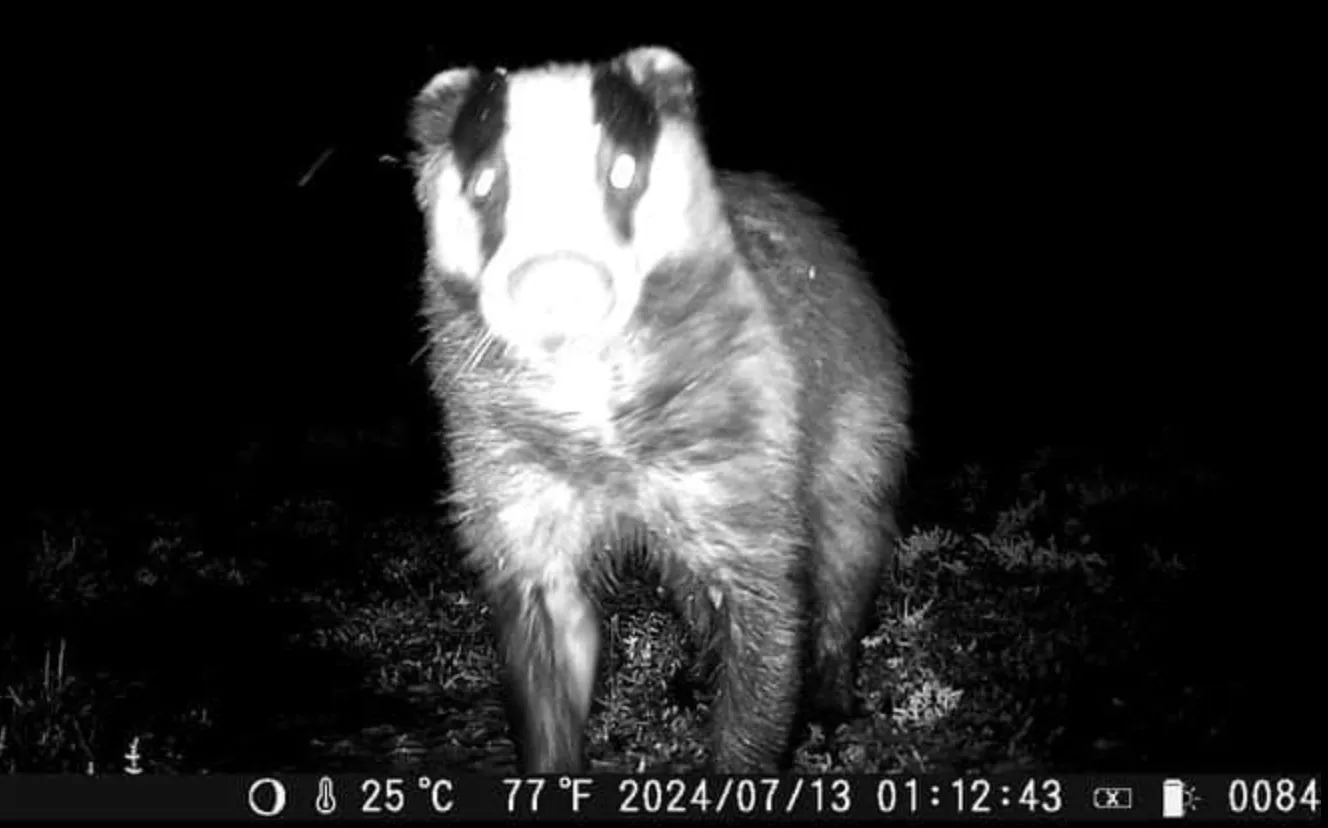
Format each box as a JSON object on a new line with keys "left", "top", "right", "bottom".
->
{"left": 1162, "top": 778, "right": 1193, "bottom": 819}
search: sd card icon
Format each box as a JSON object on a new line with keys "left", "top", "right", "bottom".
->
{"left": 1092, "top": 786, "right": 1134, "bottom": 811}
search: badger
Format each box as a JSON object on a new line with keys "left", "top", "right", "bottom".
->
{"left": 408, "top": 46, "right": 911, "bottom": 774}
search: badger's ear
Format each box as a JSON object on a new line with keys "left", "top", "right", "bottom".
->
{"left": 614, "top": 46, "right": 697, "bottom": 120}
{"left": 410, "top": 67, "right": 479, "bottom": 153}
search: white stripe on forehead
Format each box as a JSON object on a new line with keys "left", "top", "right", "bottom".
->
{"left": 505, "top": 67, "right": 599, "bottom": 180}
{"left": 507, "top": 65, "right": 596, "bottom": 125}
{"left": 502, "top": 67, "right": 608, "bottom": 239}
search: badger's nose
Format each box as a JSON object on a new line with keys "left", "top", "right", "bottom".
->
{"left": 506, "top": 253, "right": 616, "bottom": 336}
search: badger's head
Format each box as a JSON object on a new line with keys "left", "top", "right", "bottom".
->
{"left": 409, "top": 46, "right": 729, "bottom": 358}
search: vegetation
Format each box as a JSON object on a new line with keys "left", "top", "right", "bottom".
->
{"left": 2, "top": 444, "right": 1252, "bottom": 776}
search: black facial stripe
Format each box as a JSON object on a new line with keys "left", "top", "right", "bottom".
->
{"left": 592, "top": 67, "right": 660, "bottom": 157}
{"left": 596, "top": 141, "right": 648, "bottom": 242}
{"left": 451, "top": 71, "right": 510, "bottom": 263}
{"left": 592, "top": 66, "right": 663, "bottom": 241}
{"left": 474, "top": 159, "right": 509, "bottom": 263}
{"left": 451, "top": 71, "right": 508, "bottom": 175}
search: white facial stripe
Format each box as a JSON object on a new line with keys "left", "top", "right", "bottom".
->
{"left": 501, "top": 70, "right": 613, "bottom": 256}
{"left": 430, "top": 163, "right": 484, "bottom": 277}
{"left": 630, "top": 119, "right": 725, "bottom": 273}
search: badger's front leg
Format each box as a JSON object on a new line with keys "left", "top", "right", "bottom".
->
{"left": 461, "top": 475, "right": 603, "bottom": 774}
{"left": 489, "top": 571, "right": 600, "bottom": 773}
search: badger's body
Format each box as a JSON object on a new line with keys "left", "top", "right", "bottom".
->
{"left": 409, "top": 47, "right": 910, "bottom": 773}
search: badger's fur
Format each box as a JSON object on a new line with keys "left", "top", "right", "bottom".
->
{"left": 409, "top": 46, "right": 910, "bottom": 773}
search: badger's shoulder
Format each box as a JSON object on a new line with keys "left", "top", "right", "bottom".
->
{"left": 714, "top": 170, "right": 902, "bottom": 388}
{"left": 716, "top": 171, "right": 861, "bottom": 277}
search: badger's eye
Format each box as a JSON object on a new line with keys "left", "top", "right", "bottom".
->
{"left": 608, "top": 152, "right": 637, "bottom": 191}
{"left": 470, "top": 165, "right": 498, "bottom": 201}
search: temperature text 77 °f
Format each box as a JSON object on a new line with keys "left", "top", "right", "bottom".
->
{"left": 505, "top": 776, "right": 596, "bottom": 815}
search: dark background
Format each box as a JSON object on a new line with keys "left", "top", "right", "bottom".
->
{"left": 12, "top": 24, "right": 1288, "bottom": 513}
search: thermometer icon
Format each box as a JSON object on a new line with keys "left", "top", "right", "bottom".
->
{"left": 315, "top": 776, "right": 337, "bottom": 816}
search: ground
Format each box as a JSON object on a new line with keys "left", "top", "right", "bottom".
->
{"left": 0, "top": 441, "right": 1288, "bottom": 776}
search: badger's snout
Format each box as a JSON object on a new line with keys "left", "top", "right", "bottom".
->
{"left": 504, "top": 253, "right": 617, "bottom": 340}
